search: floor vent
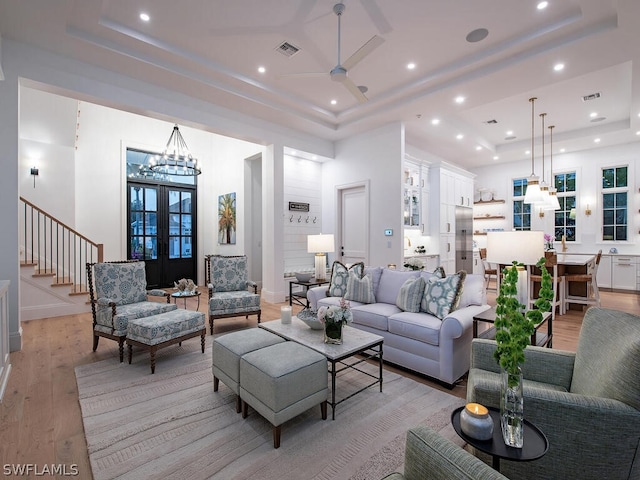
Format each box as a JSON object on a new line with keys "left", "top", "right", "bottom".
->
{"left": 275, "top": 41, "right": 300, "bottom": 58}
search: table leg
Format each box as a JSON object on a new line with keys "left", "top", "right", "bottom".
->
{"left": 473, "top": 319, "right": 478, "bottom": 338}
{"left": 331, "top": 359, "right": 336, "bottom": 420}
{"left": 378, "top": 343, "right": 383, "bottom": 392}
{"left": 492, "top": 455, "right": 501, "bottom": 471}
{"left": 289, "top": 282, "right": 293, "bottom": 307}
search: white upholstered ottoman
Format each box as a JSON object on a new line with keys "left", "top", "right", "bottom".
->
{"left": 212, "top": 328, "right": 286, "bottom": 412}
{"left": 127, "top": 309, "right": 206, "bottom": 373}
{"left": 240, "top": 341, "right": 328, "bottom": 448}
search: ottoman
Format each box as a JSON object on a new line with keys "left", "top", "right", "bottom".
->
{"left": 240, "top": 342, "right": 328, "bottom": 448}
{"left": 212, "top": 328, "right": 286, "bottom": 413}
{"left": 127, "top": 309, "right": 206, "bottom": 374}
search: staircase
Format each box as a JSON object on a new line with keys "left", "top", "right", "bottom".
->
{"left": 19, "top": 197, "right": 103, "bottom": 320}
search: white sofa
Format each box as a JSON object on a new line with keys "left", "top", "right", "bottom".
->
{"left": 307, "top": 267, "right": 490, "bottom": 387}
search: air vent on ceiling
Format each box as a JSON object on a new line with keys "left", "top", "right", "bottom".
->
{"left": 275, "top": 41, "right": 300, "bottom": 58}
{"left": 581, "top": 92, "right": 601, "bottom": 102}
{"left": 484, "top": 119, "right": 498, "bottom": 124}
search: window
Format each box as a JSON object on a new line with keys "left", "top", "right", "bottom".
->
{"left": 554, "top": 172, "right": 576, "bottom": 241}
{"left": 513, "top": 178, "right": 531, "bottom": 230}
{"left": 602, "top": 166, "right": 628, "bottom": 241}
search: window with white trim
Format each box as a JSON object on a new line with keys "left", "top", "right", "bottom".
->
{"left": 602, "top": 166, "right": 628, "bottom": 241}
{"left": 554, "top": 172, "right": 576, "bottom": 241}
{"left": 512, "top": 178, "right": 531, "bottom": 230}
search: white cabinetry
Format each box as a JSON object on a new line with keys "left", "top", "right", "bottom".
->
{"left": 597, "top": 255, "right": 612, "bottom": 289}
{"left": 612, "top": 256, "right": 638, "bottom": 290}
{"left": 403, "top": 160, "right": 430, "bottom": 234}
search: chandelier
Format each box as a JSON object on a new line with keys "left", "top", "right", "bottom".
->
{"left": 149, "top": 124, "right": 201, "bottom": 176}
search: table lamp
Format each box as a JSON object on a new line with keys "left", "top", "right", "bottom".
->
{"left": 486, "top": 231, "right": 544, "bottom": 308}
{"left": 307, "top": 234, "right": 335, "bottom": 281}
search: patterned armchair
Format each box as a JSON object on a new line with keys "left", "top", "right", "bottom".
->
{"left": 205, "top": 255, "right": 261, "bottom": 334}
{"left": 467, "top": 307, "right": 640, "bottom": 480}
{"left": 86, "top": 261, "right": 176, "bottom": 362}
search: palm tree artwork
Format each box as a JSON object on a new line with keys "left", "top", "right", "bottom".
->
{"left": 218, "top": 192, "right": 236, "bottom": 244}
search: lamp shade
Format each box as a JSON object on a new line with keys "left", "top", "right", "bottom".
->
{"left": 307, "top": 234, "right": 335, "bottom": 253}
{"left": 486, "top": 231, "right": 544, "bottom": 266}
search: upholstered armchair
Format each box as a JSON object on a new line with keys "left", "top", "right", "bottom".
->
{"left": 467, "top": 307, "right": 640, "bottom": 480}
{"left": 381, "top": 425, "right": 508, "bottom": 480}
{"left": 205, "top": 255, "right": 261, "bottom": 334}
{"left": 87, "top": 261, "right": 176, "bottom": 362}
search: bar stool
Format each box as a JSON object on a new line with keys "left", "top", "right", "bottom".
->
{"left": 528, "top": 251, "right": 565, "bottom": 321}
{"left": 479, "top": 248, "right": 498, "bottom": 291}
{"left": 564, "top": 250, "right": 602, "bottom": 309}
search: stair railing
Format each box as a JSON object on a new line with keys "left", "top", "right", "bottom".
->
{"left": 19, "top": 197, "right": 103, "bottom": 293}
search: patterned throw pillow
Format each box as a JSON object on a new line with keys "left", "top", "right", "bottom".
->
{"left": 328, "top": 261, "right": 364, "bottom": 297}
{"left": 395, "top": 277, "right": 426, "bottom": 313}
{"left": 344, "top": 271, "right": 376, "bottom": 304}
{"left": 433, "top": 266, "right": 446, "bottom": 278}
{"left": 421, "top": 271, "right": 467, "bottom": 319}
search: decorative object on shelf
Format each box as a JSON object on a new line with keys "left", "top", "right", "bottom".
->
{"left": 460, "top": 403, "right": 494, "bottom": 441}
{"left": 494, "top": 256, "right": 553, "bottom": 448}
{"left": 414, "top": 245, "right": 426, "bottom": 254}
{"left": 544, "top": 233, "right": 554, "bottom": 251}
{"left": 308, "top": 233, "right": 335, "bottom": 281}
{"left": 403, "top": 257, "right": 424, "bottom": 271}
{"left": 174, "top": 278, "right": 196, "bottom": 294}
{"left": 150, "top": 124, "right": 201, "bottom": 176}
{"left": 524, "top": 97, "right": 544, "bottom": 204}
{"left": 318, "top": 298, "right": 352, "bottom": 344}
{"left": 294, "top": 272, "right": 313, "bottom": 283}
{"left": 297, "top": 308, "right": 323, "bottom": 330}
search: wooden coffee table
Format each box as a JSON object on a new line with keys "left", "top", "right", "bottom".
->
{"left": 259, "top": 317, "right": 383, "bottom": 420}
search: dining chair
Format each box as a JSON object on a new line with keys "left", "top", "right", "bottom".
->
{"left": 564, "top": 250, "right": 602, "bottom": 309}
{"left": 479, "top": 248, "right": 498, "bottom": 291}
{"left": 528, "top": 251, "right": 564, "bottom": 322}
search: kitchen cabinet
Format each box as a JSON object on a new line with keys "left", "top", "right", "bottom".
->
{"left": 596, "top": 255, "right": 612, "bottom": 289}
{"left": 403, "top": 160, "right": 430, "bottom": 233}
{"left": 612, "top": 256, "right": 637, "bottom": 290}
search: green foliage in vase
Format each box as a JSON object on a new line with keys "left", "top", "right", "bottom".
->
{"left": 494, "top": 257, "right": 553, "bottom": 386}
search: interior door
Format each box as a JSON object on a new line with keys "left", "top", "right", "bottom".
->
{"left": 339, "top": 185, "right": 368, "bottom": 265}
{"left": 128, "top": 182, "right": 197, "bottom": 288}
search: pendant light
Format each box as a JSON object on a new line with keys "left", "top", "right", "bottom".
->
{"left": 544, "top": 124, "right": 561, "bottom": 211}
{"left": 538, "top": 112, "right": 551, "bottom": 207}
{"left": 523, "top": 97, "right": 544, "bottom": 204}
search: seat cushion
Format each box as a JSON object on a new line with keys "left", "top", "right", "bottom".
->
{"left": 127, "top": 309, "right": 205, "bottom": 345}
{"left": 388, "top": 311, "right": 443, "bottom": 346}
{"left": 209, "top": 291, "right": 260, "bottom": 316}
{"left": 95, "top": 301, "right": 177, "bottom": 335}
{"left": 351, "top": 303, "right": 402, "bottom": 331}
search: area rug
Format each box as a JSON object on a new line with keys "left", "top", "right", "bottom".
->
{"left": 76, "top": 341, "right": 465, "bottom": 480}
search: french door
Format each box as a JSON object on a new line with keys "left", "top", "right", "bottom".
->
{"left": 128, "top": 182, "right": 197, "bottom": 288}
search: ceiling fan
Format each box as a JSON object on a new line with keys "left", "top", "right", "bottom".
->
{"left": 283, "top": 2, "right": 385, "bottom": 103}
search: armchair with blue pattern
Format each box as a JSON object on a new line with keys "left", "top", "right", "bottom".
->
{"left": 86, "top": 260, "right": 176, "bottom": 362}
{"left": 205, "top": 255, "right": 261, "bottom": 334}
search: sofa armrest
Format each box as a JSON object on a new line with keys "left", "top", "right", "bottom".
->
{"left": 441, "top": 305, "right": 490, "bottom": 340}
{"left": 307, "top": 286, "right": 329, "bottom": 311}
{"left": 400, "top": 426, "right": 508, "bottom": 480}
{"left": 470, "top": 338, "right": 576, "bottom": 389}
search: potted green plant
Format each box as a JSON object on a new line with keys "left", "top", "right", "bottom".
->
{"left": 493, "top": 257, "right": 553, "bottom": 448}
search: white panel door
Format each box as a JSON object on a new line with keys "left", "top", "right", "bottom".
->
{"left": 339, "top": 185, "right": 367, "bottom": 265}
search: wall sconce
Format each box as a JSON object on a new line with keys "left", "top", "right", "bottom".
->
{"left": 30, "top": 167, "right": 39, "bottom": 188}
{"left": 585, "top": 204, "right": 592, "bottom": 216}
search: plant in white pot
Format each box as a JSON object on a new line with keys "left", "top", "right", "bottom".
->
{"left": 494, "top": 257, "right": 553, "bottom": 448}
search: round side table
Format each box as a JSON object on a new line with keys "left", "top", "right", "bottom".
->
{"left": 171, "top": 290, "right": 201, "bottom": 310}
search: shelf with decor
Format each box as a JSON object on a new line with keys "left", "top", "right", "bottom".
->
{"left": 473, "top": 199, "right": 505, "bottom": 205}
{"left": 473, "top": 215, "right": 506, "bottom": 220}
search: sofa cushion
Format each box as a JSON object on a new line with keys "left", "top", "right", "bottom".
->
{"left": 376, "top": 269, "right": 420, "bottom": 305}
{"left": 395, "top": 277, "right": 426, "bottom": 313}
{"left": 345, "top": 271, "right": 376, "bottom": 304}
{"left": 421, "top": 271, "right": 466, "bottom": 319}
{"left": 351, "top": 303, "right": 402, "bottom": 331}
{"left": 328, "top": 261, "right": 364, "bottom": 297}
{"left": 388, "top": 311, "right": 443, "bottom": 346}
{"left": 458, "top": 273, "right": 487, "bottom": 308}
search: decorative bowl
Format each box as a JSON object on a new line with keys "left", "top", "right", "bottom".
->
{"left": 297, "top": 308, "right": 323, "bottom": 330}
{"left": 295, "top": 272, "right": 313, "bottom": 283}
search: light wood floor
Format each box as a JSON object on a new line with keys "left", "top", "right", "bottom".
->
{"left": 0, "top": 289, "right": 637, "bottom": 478}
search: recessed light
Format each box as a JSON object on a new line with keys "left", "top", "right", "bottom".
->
{"left": 139, "top": 12, "right": 150, "bottom": 22}
{"left": 560, "top": 148, "right": 566, "bottom": 153}
{"left": 525, "top": 150, "right": 531, "bottom": 155}
{"left": 258, "top": 66, "right": 266, "bottom": 73}
{"left": 330, "top": 99, "right": 337, "bottom": 105}
{"left": 431, "top": 118, "right": 440, "bottom": 126}
{"left": 475, "top": 146, "right": 482, "bottom": 151}
{"left": 407, "top": 62, "right": 416, "bottom": 70}
{"left": 311, "top": 155, "right": 318, "bottom": 160}
{"left": 456, "top": 134, "right": 464, "bottom": 140}
{"left": 553, "top": 63, "right": 565, "bottom": 72}
{"left": 291, "top": 150, "right": 297, "bottom": 155}
{"left": 636, "top": 131, "right": 640, "bottom": 136}
{"left": 594, "top": 138, "right": 601, "bottom": 143}
{"left": 537, "top": 1, "right": 549, "bottom": 10}
{"left": 466, "top": 28, "right": 489, "bottom": 43}
{"left": 590, "top": 112, "right": 597, "bottom": 118}
{"left": 455, "top": 96, "right": 465, "bottom": 104}
{"left": 506, "top": 130, "right": 513, "bottom": 135}
{"left": 493, "top": 156, "right": 499, "bottom": 161}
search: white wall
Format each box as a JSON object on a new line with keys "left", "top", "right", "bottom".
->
{"left": 470, "top": 142, "right": 640, "bottom": 254}
{"left": 323, "top": 122, "right": 404, "bottom": 267}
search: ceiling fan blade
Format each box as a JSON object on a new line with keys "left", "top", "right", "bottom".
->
{"left": 341, "top": 77, "right": 368, "bottom": 103}
{"left": 342, "top": 35, "right": 385, "bottom": 71}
